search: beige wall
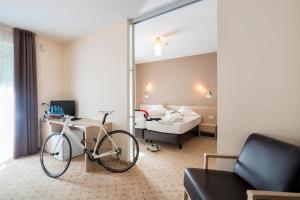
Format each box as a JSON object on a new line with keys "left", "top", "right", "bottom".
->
{"left": 218, "top": 0, "right": 300, "bottom": 171}
{"left": 36, "top": 35, "right": 65, "bottom": 143}
{"left": 36, "top": 36, "right": 65, "bottom": 107}
{"left": 63, "top": 20, "right": 129, "bottom": 130}
{"left": 136, "top": 53, "right": 217, "bottom": 107}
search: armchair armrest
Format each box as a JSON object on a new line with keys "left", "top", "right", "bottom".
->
{"left": 204, "top": 153, "right": 238, "bottom": 169}
{"left": 247, "top": 190, "right": 300, "bottom": 200}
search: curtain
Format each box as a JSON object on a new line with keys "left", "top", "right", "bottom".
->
{"left": 0, "top": 24, "right": 14, "bottom": 163}
{"left": 13, "top": 28, "right": 38, "bottom": 158}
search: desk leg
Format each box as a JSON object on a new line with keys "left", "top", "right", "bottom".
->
{"left": 85, "top": 126, "right": 101, "bottom": 172}
{"left": 84, "top": 123, "right": 112, "bottom": 173}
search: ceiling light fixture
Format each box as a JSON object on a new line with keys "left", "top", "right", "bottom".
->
{"left": 154, "top": 37, "right": 163, "bottom": 56}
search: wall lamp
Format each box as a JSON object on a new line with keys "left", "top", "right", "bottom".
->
{"left": 206, "top": 89, "right": 212, "bottom": 98}
{"left": 145, "top": 83, "right": 153, "bottom": 99}
{"left": 196, "top": 84, "right": 212, "bottom": 98}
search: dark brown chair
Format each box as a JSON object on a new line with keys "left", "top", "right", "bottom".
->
{"left": 184, "top": 133, "right": 300, "bottom": 200}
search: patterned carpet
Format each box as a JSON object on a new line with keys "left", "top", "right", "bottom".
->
{"left": 0, "top": 137, "right": 216, "bottom": 200}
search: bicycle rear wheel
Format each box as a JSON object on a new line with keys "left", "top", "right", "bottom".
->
{"left": 97, "top": 130, "right": 139, "bottom": 173}
{"left": 40, "top": 133, "right": 72, "bottom": 178}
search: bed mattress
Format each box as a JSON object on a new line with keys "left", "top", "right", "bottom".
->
{"left": 145, "top": 115, "right": 201, "bottom": 134}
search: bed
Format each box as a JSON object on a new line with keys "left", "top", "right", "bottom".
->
{"left": 134, "top": 104, "right": 202, "bottom": 149}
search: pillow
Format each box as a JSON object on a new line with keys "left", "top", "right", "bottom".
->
{"left": 147, "top": 109, "right": 166, "bottom": 117}
{"left": 140, "top": 104, "right": 165, "bottom": 111}
{"left": 177, "top": 106, "right": 198, "bottom": 116}
{"left": 140, "top": 104, "right": 166, "bottom": 117}
{"left": 162, "top": 111, "right": 182, "bottom": 122}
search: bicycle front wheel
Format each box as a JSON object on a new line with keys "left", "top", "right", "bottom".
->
{"left": 97, "top": 130, "right": 139, "bottom": 173}
{"left": 40, "top": 133, "right": 72, "bottom": 178}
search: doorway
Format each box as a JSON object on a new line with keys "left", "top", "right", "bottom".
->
{"left": 129, "top": 0, "right": 217, "bottom": 150}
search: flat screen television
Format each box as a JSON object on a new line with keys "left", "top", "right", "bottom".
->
{"left": 50, "top": 100, "right": 76, "bottom": 116}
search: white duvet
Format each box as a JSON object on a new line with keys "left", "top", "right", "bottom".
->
{"left": 146, "top": 115, "right": 201, "bottom": 134}
{"left": 135, "top": 105, "right": 201, "bottom": 133}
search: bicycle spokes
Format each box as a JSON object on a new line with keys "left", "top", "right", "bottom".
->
{"left": 40, "top": 133, "right": 72, "bottom": 178}
{"left": 97, "top": 130, "right": 139, "bottom": 173}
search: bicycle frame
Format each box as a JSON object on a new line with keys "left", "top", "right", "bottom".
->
{"left": 53, "top": 117, "right": 119, "bottom": 161}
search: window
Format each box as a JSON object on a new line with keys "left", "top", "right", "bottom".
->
{"left": 0, "top": 24, "right": 14, "bottom": 163}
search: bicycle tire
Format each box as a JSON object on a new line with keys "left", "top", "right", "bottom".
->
{"left": 40, "top": 133, "right": 72, "bottom": 178}
{"left": 97, "top": 130, "right": 139, "bottom": 173}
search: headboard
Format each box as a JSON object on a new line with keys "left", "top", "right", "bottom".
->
{"left": 138, "top": 104, "right": 217, "bottom": 123}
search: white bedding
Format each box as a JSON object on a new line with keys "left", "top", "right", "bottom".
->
{"left": 145, "top": 115, "right": 201, "bottom": 134}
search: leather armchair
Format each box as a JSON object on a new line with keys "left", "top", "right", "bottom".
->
{"left": 184, "top": 134, "right": 300, "bottom": 200}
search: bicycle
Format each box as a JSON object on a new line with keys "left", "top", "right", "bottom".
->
{"left": 40, "top": 111, "right": 139, "bottom": 178}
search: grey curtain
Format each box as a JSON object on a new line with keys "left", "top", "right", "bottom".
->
{"left": 13, "top": 28, "right": 38, "bottom": 158}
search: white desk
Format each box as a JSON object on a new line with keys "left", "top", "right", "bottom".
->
{"left": 41, "top": 118, "right": 112, "bottom": 172}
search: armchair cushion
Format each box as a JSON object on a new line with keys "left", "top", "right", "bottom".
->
{"left": 184, "top": 168, "right": 254, "bottom": 200}
{"left": 233, "top": 134, "right": 300, "bottom": 192}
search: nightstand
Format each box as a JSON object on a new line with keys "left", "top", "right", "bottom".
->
{"left": 199, "top": 123, "right": 217, "bottom": 139}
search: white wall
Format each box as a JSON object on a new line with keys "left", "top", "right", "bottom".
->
{"left": 36, "top": 36, "right": 65, "bottom": 143}
{"left": 63, "top": 20, "right": 129, "bottom": 130}
{"left": 218, "top": 0, "right": 300, "bottom": 171}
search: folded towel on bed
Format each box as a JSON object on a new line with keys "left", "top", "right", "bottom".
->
{"left": 161, "top": 111, "right": 183, "bottom": 122}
